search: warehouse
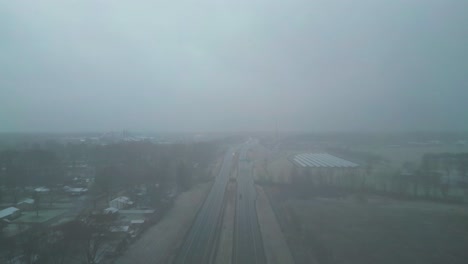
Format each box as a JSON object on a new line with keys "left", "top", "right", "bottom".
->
{"left": 290, "top": 153, "right": 362, "bottom": 185}
{"left": 0, "top": 207, "right": 21, "bottom": 221}
{"left": 293, "top": 153, "right": 358, "bottom": 168}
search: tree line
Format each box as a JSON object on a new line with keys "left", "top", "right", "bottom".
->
{"left": 0, "top": 141, "right": 220, "bottom": 204}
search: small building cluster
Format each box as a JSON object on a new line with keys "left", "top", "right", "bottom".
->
{"left": 109, "top": 196, "right": 134, "bottom": 210}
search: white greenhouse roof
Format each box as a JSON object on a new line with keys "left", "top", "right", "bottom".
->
{"left": 0, "top": 207, "right": 20, "bottom": 219}
{"left": 293, "top": 153, "right": 359, "bottom": 168}
{"left": 18, "top": 198, "right": 34, "bottom": 204}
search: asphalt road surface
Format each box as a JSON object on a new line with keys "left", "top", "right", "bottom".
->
{"left": 174, "top": 149, "right": 233, "bottom": 264}
{"left": 233, "top": 142, "right": 266, "bottom": 264}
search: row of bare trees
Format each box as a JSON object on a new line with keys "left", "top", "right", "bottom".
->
{"left": 380, "top": 153, "right": 468, "bottom": 199}
{"left": 91, "top": 141, "right": 219, "bottom": 205}
{"left": 0, "top": 141, "right": 219, "bottom": 205}
{"left": 0, "top": 149, "right": 62, "bottom": 204}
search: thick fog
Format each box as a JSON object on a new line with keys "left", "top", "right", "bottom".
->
{"left": 1, "top": 0, "right": 467, "bottom": 132}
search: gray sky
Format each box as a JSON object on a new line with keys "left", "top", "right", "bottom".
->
{"left": 1, "top": 0, "right": 467, "bottom": 133}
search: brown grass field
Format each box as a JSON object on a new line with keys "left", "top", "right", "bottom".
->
{"left": 267, "top": 186, "right": 468, "bottom": 264}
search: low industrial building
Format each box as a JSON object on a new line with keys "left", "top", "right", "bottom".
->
{"left": 34, "top": 187, "right": 50, "bottom": 193}
{"left": 109, "top": 196, "right": 133, "bottom": 210}
{"left": 0, "top": 207, "right": 21, "bottom": 221}
{"left": 104, "top": 207, "right": 119, "bottom": 215}
{"left": 289, "top": 153, "right": 362, "bottom": 185}
{"left": 63, "top": 186, "right": 88, "bottom": 196}
{"left": 16, "top": 198, "right": 35, "bottom": 211}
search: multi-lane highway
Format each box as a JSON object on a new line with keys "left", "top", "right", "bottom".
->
{"left": 174, "top": 141, "right": 266, "bottom": 264}
{"left": 233, "top": 142, "right": 266, "bottom": 264}
{"left": 174, "top": 149, "right": 233, "bottom": 264}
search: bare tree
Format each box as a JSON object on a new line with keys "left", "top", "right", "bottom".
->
{"left": 51, "top": 218, "right": 109, "bottom": 264}
{"left": 18, "top": 224, "right": 46, "bottom": 264}
{"left": 420, "top": 154, "right": 438, "bottom": 197}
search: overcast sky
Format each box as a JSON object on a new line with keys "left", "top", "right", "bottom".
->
{"left": 1, "top": 0, "right": 467, "bottom": 133}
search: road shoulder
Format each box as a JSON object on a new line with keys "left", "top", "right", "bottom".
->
{"left": 256, "top": 186, "right": 295, "bottom": 264}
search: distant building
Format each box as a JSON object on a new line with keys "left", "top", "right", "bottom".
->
{"left": 120, "top": 209, "right": 157, "bottom": 225}
{"left": 103, "top": 207, "right": 119, "bottom": 214}
{"left": 288, "top": 153, "right": 362, "bottom": 184}
{"left": 0, "top": 207, "right": 21, "bottom": 221}
{"left": 110, "top": 225, "right": 130, "bottom": 233}
{"left": 293, "top": 153, "right": 358, "bottom": 167}
{"left": 109, "top": 196, "right": 133, "bottom": 210}
{"left": 34, "top": 187, "right": 50, "bottom": 193}
{"left": 63, "top": 186, "right": 88, "bottom": 196}
{"left": 119, "top": 209, "right": 155, "bottom": 215}
{"left": 130, "top": 219, "right": 145, "bottom": 225}
{"left": 16, "top": 198, "right": 35, "bottom": 211}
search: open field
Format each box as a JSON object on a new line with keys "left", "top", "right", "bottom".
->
{"left": 267, "top": 186, "right": 468, "bottom": 264}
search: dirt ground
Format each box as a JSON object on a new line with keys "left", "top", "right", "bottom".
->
{"left": 267, "top": 186, "right": 468, "bottom": 264}
{"left": 115, "top": 182, "right": 212, "bottom": 264}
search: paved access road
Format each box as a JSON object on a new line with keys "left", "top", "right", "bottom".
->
{"left": 174, "top": 149, "right": 234, "bottom": 264}
{"left": 233, "top": 141, "right": 266, "bottom": 264}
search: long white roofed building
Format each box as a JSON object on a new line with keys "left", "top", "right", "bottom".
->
{"left": 289, "top": 153, "right": 362, "bottom": 185}
{"left": 293, "top": 153, "right": 359, "bottom": 168}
